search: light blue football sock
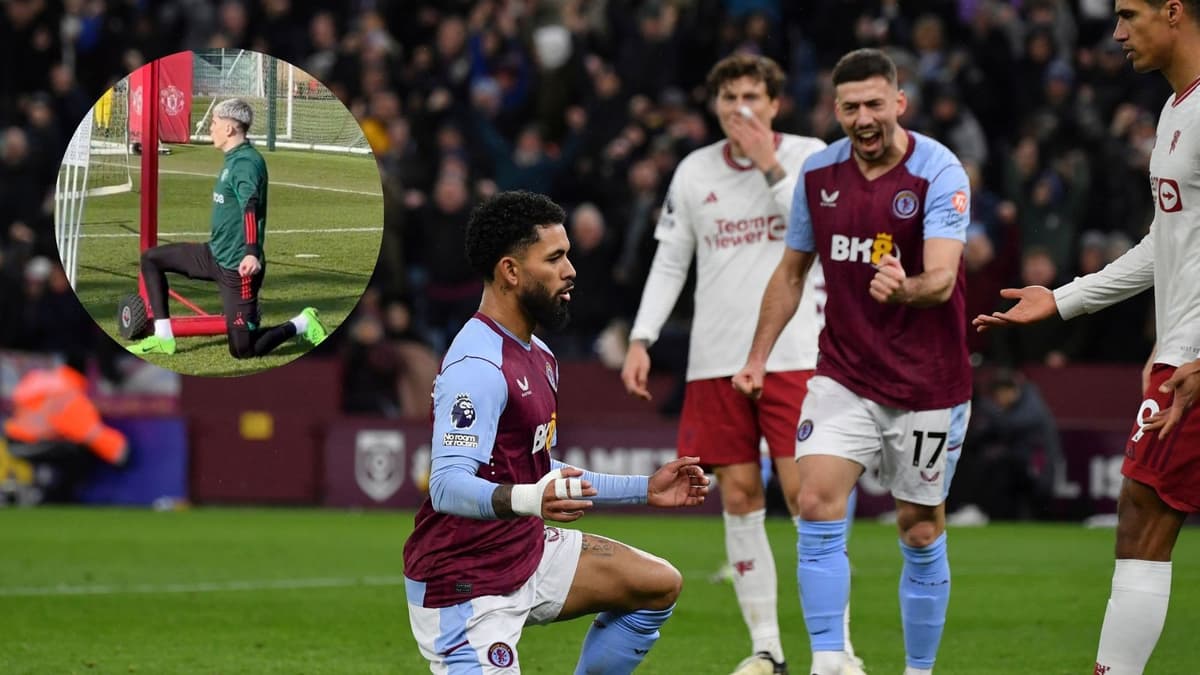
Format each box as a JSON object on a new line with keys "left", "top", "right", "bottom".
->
{"left": 574, "top": 605, "right": 674, "bottom": 674}
{"left": 797, "top": 519, "right": 848, "bottom": 652}
{"left": 899, "top": 531, "right": 950, "bottom": 669}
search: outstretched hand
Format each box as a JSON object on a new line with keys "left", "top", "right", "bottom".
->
{"left": 541, "top": 466, "right": 598, "bottom": 522}
{"left": 971, "top": 286, "right": 1058, "bottom": 332}
{"left": 647, "top": 456, "right": 710, "bottom": 508}
{"left": 1142, "top": 360, "right": 1200, "bottom": 440}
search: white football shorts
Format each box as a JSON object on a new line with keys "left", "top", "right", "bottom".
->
{"left": 407, "top": 526, "right": 582, "bottom": 673}
{"left": 795, "top": 375, "right": 970, "bottom": 506}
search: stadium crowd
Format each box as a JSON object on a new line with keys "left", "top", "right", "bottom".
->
{"left": 0, "top": 0, "right": 1165, "bottom": 417}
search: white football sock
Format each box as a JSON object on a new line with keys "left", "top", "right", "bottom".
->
{"left": 810, "top": 650, "right": 845, "bottom": 674}
{"left": 154, "top": 319, "right": 174, "bottom": 339}
{"left": 290, "top": 314, "right": 308, "bottom": 333}
{"left": 724, "top": 509, "right": 782, "bottom": 662}
{"left": 903, "top": 668, "right": 933, "bottom": 675}
{"left": 1095, "top": 559, "right": 1171, "bottom": 675}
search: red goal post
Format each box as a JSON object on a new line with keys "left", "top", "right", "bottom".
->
{"left": 137, "top": 56, "right": 226, "bottom": 337}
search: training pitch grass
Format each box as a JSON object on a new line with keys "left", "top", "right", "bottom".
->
{"left": 71, "top": 144, "right": 382, "bottom": 376}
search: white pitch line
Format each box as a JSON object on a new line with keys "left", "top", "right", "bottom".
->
{"left": 78, "top": 227, "right": 381, "bottom": 238}
{"left": 0, "top": 575, "right": 408, "bottom": 597}
{"left": 151, "top": 168, "right": 382, "bottom": 197}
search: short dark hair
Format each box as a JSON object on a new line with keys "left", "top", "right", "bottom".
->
{"left": 706, "top": 53, "right": 786, "bottom": 100}
{"left": 1144, "top": 0, "right": 1200, "bottom": 22}
{"left": 465, "top": 191, "right": 566, "bottom": 281}
{"left": 831, "top": 48, "right": 898, "bottom": 88}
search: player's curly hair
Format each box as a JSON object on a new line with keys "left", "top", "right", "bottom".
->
{"left": 832, "top": 48, "right": 898, "bottom": 88}
{"left": 706, "top": 53, "right": 785, "bottom": 100}
{"left": 465, "top": 191, "right": 566, "bottom": 281}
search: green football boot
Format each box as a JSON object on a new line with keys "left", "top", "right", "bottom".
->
{"left": 300, "top": 307, "right": 328, "bottom": 345}
{"left": 128, "top": 335, "right": 176, "bottom": 355}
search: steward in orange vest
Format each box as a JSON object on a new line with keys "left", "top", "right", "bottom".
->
{"left": 4, "top": 365, "right": 128, "bottom": 466}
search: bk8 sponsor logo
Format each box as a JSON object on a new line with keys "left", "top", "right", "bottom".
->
{"left": 532, "top": 412, "right": 557, "bottom": 455}
{"left": 829, "top": 232, "right": 897, "bottom": 265}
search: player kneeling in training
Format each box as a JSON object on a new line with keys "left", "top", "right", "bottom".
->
{"left": 403, "top": 191, "right": 710, "bottom": 673}
{"left": 128, "top": 97, "right": 328, "bottom": 358}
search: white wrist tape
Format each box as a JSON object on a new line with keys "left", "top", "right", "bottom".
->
{"left": 511, "top": 469, "right": 563, "bottom": 517}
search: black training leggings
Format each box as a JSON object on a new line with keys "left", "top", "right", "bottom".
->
{"left": 140, "top": 242, "right": 296, "bottom": 358}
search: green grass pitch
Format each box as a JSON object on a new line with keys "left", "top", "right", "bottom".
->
{"left": 72, "top": 145, "right": 382, "bottom": 376}
{"left": 1, "top": 508, "right": 1197, "bottom": 674}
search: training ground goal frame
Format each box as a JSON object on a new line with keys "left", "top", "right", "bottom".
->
{"left": 133, "top": 58, "right": 226, "bottom": 339}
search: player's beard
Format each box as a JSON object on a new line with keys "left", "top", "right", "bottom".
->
{"left": 519, "top": 280, "right": 571, "bottom": 332}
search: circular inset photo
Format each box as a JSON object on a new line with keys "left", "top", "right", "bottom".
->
{"left": 54, "top": 49, "right": 383, "bottom": 377}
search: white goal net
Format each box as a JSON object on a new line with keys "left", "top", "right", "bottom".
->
{"left": 54, "top": 81, "right": 134, "bottom": 289}
{"left": 83, "top": 81, "right": 133, "bottom": 197}
{"left": 191, "top": 49, "right": 369, "bottom": 154}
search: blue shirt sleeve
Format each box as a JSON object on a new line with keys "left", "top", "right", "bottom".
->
{"left": 429, "top": 455, "right": 498, "bottom": 518}
{"left": 923, "top": 159, "right": 971, "bottom": 241}
{"left": 551, "top": 459, "right": 649, "bottom": 505}
{"left": 785, "top": 163, "right": 816, "bottom": 252}
{"left": 426, "top": 356, "right": 509, "bottom": 519}
{"left": 431, "top": 356, "right": 507, "bottom": 464}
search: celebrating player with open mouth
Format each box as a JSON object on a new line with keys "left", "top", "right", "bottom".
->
{"left": 735, "top": 48, "right": 973, "bottom": 675}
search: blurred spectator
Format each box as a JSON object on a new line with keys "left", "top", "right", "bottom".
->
{"left": 1095, "top": 104, "right": 1157, "bottom": 238}
{"left": 4, "top": 364, "right": 128, "bottom": 503}
{"left": 471, "top": 81, "right": 586, "bottom": 195}
{"left": 342, "top": 287, "right": 402, "bottom": 417}
{"left": 964, "top": 225, "right": 998, "bottom": 361}
{"left": 48, "top": 64, "right": 91, "bottom": 142}
{"left": 611, "top": 158, "right": 667, "bottom": 317}
{"left": 1, "top": 128, "right": 43, "bottom": 234}
{"left": 926, "top": 82, "right": 988, "bottom": 167}
{"left": 406, "top": 173, "right": 480, "bottom": 352}
{"left": 211, "top": 0, "right": 250, "bottom": 49}
{"left": 20, "top": 257, "right": 96, "bottom": 361}
{"left": 258, "top": 0, "right": 305, "bottom": 66}
{"left": 1061, "top": 231, "right": 1154, "bottom": 364}
{"left": 963, "top": 155, "right": 1020, "bottom": 361}
{"left": 341, "top": 290, "right": 439, "bottom": 420}
{"left": 304, "top": 10, "right": 340, "bottom": 83}
{"left": 962, "top": 2, "right": 1021, "bottom": 147}
{"left": 0, "top": 0, "right": 1183, "bottom": 410}
{"left": 546, "top": 203, "right": 617, "bottom": 359}
{"left": 950, "top": 369, "right": 1063, "bottom": 522}
{"left": 1014, "top": 26, "right": 1058, "bottom": 115}
{"left": 911, "top": 13, "right": 961, "bottom": 88}
{"left": 22, "top": 94, "right": 63, "bottom": 187}
{"left": 988, "top": 247, "right": 1069, "bottom": 368}
{"left": 385, "top": 298, "right": 439, "bottom": 419}
{"left": 1006, "top": 137, "right": 1089, "bottom": 273}
{"left": 613, "top": 2, "right": 681, "bottom": 99}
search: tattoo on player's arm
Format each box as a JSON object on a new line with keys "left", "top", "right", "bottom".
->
{"left": 580, "top": 535, "right": 616, "bottom": 557}
{"left": 763, "top": 163, "right": 786, "bottom": 187}
{"left": 493, "top": 485, "right": 517, "bottom": 519}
